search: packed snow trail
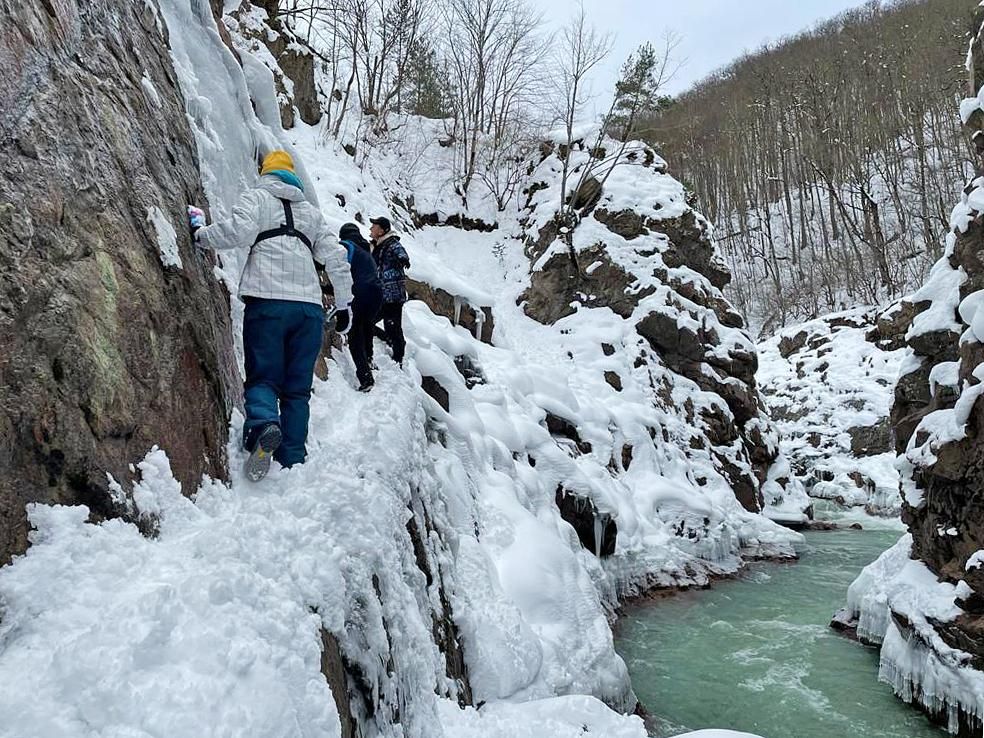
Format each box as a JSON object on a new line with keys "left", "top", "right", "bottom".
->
{"left": 0, "top": 348, "right": 638, "bottom": 737}
{"left": 0, "top": 357, "right": 408, "bottom": 734}
{"left": 0, "top": 317, "right": 772, "bottom": 738}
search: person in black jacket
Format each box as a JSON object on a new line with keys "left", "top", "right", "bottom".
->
{"left": 369, "top": 216, "right": 410, "bottom": 366}
{"left": 339, "top": 223, "right": 384, "bottom": 391}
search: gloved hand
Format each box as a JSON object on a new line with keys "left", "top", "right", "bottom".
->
{"left": 187, "top": 205, "right": 206, "bottom": 240}
{"left": 334, "top": 307, "right": 351, "bottom": 335}
{"left": 399, "top": 256, "right": 411, "bottom": 269}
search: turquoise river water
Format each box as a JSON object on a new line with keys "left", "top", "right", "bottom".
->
{"left": 615, "top": 523, "right": 947, "bottom": 737}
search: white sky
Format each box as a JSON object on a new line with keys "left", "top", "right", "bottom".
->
{"left": 533, "top": 0, "right": 869, "bottom": 100}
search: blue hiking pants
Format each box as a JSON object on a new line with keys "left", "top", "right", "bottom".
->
{"left": 242, "top": 297, "right": 325, "bottom": 467}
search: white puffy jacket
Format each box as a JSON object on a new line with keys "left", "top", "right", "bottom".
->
{"left": 197, "top": 176, "right": 353, "bottom": 307}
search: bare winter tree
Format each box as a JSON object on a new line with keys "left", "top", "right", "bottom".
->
{"left": 552, "top": 2, "right": 613, "bottom": 214}
{"left": 559, "top": 34, "right": 681, "bottom": 233}
{"left": 642, "top": 0, "right": 972, "bottom": 334}
{"left": 265, "top": 0, "right": 635, "bottom": 214}
{"left": 441, "top": 0, "right": 549, "bottom": 202}
{"left": 362, "top": 0, "right": 434, "bottom": 118}
{"left": 279, "top": 0, "right": 434, "bottom": 139}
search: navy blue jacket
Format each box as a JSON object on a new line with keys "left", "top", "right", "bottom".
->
{"left": 342, "top": 239, "right": 383, "bottom": 306}
{"left": 373, "top": 234, "right": 410, "bottom": 304}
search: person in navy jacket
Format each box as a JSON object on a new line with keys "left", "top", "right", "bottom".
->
{"left": 339, "top": 223, "right": 383, "bottom": 391}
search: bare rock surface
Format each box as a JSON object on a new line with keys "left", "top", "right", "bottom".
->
{"left": 0, "top": 0, "right": 239, "bottom": 563}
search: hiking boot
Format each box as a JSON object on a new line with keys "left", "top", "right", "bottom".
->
{"left": 358, "top": 378, "right": 374, "bottom": 393}
{"left": 244, "top": 423, "right": 282, "bottom": 482}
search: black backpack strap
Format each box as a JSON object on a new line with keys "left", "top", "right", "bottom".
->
{"left": 253, "top": 198, "right": 314, "bottom": 251}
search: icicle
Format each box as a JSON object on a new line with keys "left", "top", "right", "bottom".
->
{"left": 453, "top": 295, "right": 462, "bottom": 325}
{"left": 473, "top": 306, "right": 485, "bottom": 340}
{"left": 594, "top": 514, "right": 603, "bottom": 558}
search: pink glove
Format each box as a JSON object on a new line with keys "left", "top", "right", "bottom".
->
{"left": 187, "top": 205, "right": 206, "bottom": 238}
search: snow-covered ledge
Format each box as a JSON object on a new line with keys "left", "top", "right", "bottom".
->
{"left": 846, "top": 534, "right": 984, "bottom": 733}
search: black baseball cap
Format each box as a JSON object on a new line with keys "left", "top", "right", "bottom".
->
{"left": 369, "top": 216, "right": 392, "bottom": 232}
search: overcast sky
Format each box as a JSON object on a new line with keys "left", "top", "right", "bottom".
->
{"left": 534, "top": 0, "right": 869, "bottom": 99}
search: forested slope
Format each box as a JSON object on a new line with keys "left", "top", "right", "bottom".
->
{"left": 646, "top": 0, "right": 973, "bottom": 335}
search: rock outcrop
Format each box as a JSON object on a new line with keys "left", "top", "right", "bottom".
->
{"left": 758, "top": 306, "right": 908, "bottom": 517}
{"left": 0, "top": 0, "right": 239, "bottom": 564}
{"left": 519, "top": 135, "right": 807, "bottom": 521}
{"left": 225, "top": 1, "right": 324, "bottom": 129}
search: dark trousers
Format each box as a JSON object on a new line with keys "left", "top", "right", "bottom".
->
{"left": 242, "top": 298, "right": 324, "bottom": 467}
{"left": 349, "top": 294, "right": 382, "bottom": 384}
{"left": 370, "top": 301, "right": 406, "bottom": 364}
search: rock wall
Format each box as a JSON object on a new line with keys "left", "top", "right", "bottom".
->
{"left": 0, "top": 0, "right": 239, "bottom": 563}
{"left": 860, "top": 6, "right": 984, "bottom": 731}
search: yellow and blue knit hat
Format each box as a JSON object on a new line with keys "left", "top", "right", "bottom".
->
{"left": 260, "top": 150, "right": 295, "bottom": 175}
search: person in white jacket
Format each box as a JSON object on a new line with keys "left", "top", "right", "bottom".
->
{"left": 189, "top": 150, "right": 353, "bottom": 481}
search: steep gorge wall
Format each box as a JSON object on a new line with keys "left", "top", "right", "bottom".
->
{"left": 0, "top": 0, "right": 239, "bottom": 564}
{"left": 849, "top": 7, "right": 984, "bottom": 733}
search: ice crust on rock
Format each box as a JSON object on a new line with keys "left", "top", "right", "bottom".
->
{"left": 847, "top": 536, "right": 984, "bottom": 734}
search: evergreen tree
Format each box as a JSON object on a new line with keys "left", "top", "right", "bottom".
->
{"left": 406, "top": 40, "right": 448, "bottom": 118}
{"left": 610, "top": 43, "right": 662, "bottom": 138}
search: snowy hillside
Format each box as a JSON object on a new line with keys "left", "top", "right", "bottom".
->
{"left": 758, "top": 305, "right": 909, "bottom": 518}
{"left": 0, "top": 2, "right": 802, "bottom": 737}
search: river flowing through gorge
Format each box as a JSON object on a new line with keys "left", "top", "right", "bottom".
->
{"left": 615, "top": 514, "right": 946, "bottom": 737}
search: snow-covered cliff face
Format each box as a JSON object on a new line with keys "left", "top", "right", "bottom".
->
{"left": 758, "top": 306, "right": 910, "bottom": 517}
{"left": 516, "top": 136, "right": 809, "bottom": 526}
{"left": 0, "top": 0, "right": 239, "bottom": 564}
{"left": 844, "top": 9, "right": 984, "bottom": 734}
{"left": 0, "top": 2, "right": 797, "bottom": 737}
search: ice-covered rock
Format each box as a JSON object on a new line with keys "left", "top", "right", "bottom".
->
{"left": 516, "top": 133, "right": 809, "bottom": 525}
{"left": 223, "top": 0, "right": 323, "bottom": 129}
{"left": 758, "top": 305, "right": 908, "bottom": 517}
{"left": 841, "top": 8, "right": 984, "bottom": 733}
{"left": 845, "top": 535, "right": 984, "bottom": 734}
